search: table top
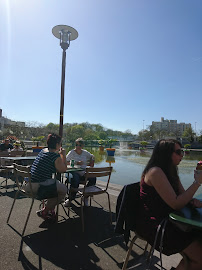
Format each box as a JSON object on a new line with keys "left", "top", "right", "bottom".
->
{"left": 0, "top": 156, "right": 37, "bottom": 161}
{"left": 169, "top": 194, "right": 202, "bottom": 230}
{"left": 66, "top": 165, "right": 84, "bottom": 172}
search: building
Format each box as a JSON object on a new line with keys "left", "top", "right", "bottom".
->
{"left": 0, "top": 109, "right": 25, "bottom": 130}
{"left": 151, "top": 117, "right": 191, "bottom": 136}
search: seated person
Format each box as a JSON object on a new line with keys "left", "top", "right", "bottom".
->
{"left": 11, "top": 141, "right": 23, "bottom": 151}
{"left": 23, "top": 133, "right": 67, "bottom": 222}
{"left": 0, "top": 139, "right": 13, "bottom": 151}
{"left": 64, "top": 138, "right": 96, "bottom": 207}
{"left": 135, "top": 139, "right": 202, "bottom": 270}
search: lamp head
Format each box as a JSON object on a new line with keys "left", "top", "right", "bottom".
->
{"left": 52, "top": 25, "right": 78, "bottom": 50}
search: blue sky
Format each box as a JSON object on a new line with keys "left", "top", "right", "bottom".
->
{"left": 0, "top": 0, "right": 201, "bottom": 135}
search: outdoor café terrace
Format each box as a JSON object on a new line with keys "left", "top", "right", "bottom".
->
{"left": 0, "top": 174, "right": 182, "bottom": 270}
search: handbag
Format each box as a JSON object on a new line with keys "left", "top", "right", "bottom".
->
{"left": 36, "top": 180, "right": 58, "bottom": 200}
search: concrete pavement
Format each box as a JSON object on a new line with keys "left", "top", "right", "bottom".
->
{"left": 0, "top": 177, "right": 181, "bottom": 270}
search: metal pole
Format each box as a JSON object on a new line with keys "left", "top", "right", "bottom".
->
{"left": 59, "top": 49, "right": 66, "bottom": 138}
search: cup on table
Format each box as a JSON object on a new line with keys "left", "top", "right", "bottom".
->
{"left": 70, "top": 159, "right": 75, "bottom": 167}
{"left": 194, "top": 170, "right": 202, "bottom": 184}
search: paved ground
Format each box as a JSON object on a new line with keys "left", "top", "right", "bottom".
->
{"left": 0, "top": 177, "right": 181, "bottom": 270}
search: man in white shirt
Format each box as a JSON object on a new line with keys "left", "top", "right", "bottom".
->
{"left": 64, "top": 138, "right": 96, "bottom": 206}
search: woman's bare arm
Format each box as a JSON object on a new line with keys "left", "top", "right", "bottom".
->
{"left": 55, "top": 148, "right": 67, "bottom": 173}
{"left": 178, "top": 179, "right": 185, "bottom": 194}
{"left": 145, "top": 167, "right": 201, "bottom": 210}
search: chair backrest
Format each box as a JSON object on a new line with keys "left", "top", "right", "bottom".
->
{"left": 0, "top": 152, "right": 10, "bottom": 166}
{"left": 26, "top": 151, "right": 39, "bottom": 156}
{"left": 85, "top": 166, "right": 112, "bottom": 190}
{"left": 10, "top": 150, "right": 26, "bottom": 157}
{"left": 0, "top": 151, "right": 10, "bottom": 157}
{"left": 115, "top": 182, "right": 141, "bottom": 244}
{"left": 13, "top": 163, "right": 32, "bottom": 192}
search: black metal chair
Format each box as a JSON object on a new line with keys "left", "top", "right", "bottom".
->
{"left": 7, "top": 163, "right": 69, "bottom": 237}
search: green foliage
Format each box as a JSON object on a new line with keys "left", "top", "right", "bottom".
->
{"left": 46, "top": 123, "right": 59, "bottom": 133}
{"left": 140, "top": 141, "right": 148, "bottom": 146}
{"left": 182, "top": 127, "right": 195, "bottom": 142}
{"left": 3, "top": 121, "right": 136, "bottom": 143}
{"left": 107, "top": 139, "right": 117, "bottom": 148}
{"left": 184, "top": 144, "right": 191, "bottom": 149}
{"left": 138, "top": 129, "right": 153, "bottom": 140}
{"left": 98, "top": 139, "right": 105, "bottom": 146}
{"left": 32, "top": 136, "right": 45, "bottom": 142}
{"left": 198, "top": 134, "right": 202, "bottom": 144}
{"left": 20, "top": 141, "right": 26, "bottom": 150}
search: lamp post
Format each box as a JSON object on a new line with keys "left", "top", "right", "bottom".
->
{"left": 52, "top": 25, "right": 78, "bottom": 138}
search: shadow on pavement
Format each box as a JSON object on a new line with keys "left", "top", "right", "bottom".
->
{"left": 18, "top": 206, "right": 116, "bottom": 270}
{"left": 3, "top": 186, "right": 166, "bottom": 270}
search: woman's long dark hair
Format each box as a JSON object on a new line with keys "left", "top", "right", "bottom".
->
{"left": 141, "top": 139, "right": 182, "bottom": 194}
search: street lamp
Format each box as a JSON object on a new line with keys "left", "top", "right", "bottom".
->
{"left": 52, "top": 25, "right": 78, "bottom": 138}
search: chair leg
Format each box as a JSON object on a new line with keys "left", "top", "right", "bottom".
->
{"left": 21, "top": 198, "right": 34, "bottom": 237}
{"left": 106, "top": 192, "right": 112, "bottom": 224}
{"left": 81, "top": 196, "right": 85, "bottom": 232}
{"left": 56, "top": 199, "right": 59, "bottom": 222}
{"left": 7, "top": 190, "right": 20, "bottom": 223}
{"left": 67, "top": 190, "right": 72, "bottom": 216}
{"left": 143, "top": 241, "right": 149, "bottom": 255}
{"left": 122, "top": 235, "right": 138, "bottom": 270}
{"left": 61, "top": 203, "right": 69, "bottom": 217}
{"left": 0, "top": 178, "right": 7, "bottom": 190}
{"left": 0, "top": 170, "right": 9, "bottom": 191}
{"left": 180, "top": 252, "right": 189, "bottom": 270}
{"left": 90, "top": 196, "right": 92, "bottom": 206}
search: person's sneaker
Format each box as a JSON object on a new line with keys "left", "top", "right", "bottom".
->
{"left": 63, "top": 199, "right": 71, "bottom": 207}
{"left": 84, "top": 197, "right": 89, "bottom": 207}
{"left": 36, "top": 209, "right": 56, "bottom": 222}
{"left": 46, "top": 210, "right": 57, "bottom": 222}
{"left": 36, "top": 209, "right": 48, "bottom": 220}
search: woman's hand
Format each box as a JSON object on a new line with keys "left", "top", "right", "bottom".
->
{"left": 190, "top": 198, "right": 202, "bottom": 208}
{"left": 59, "top": 147, "right": 66, "bottom": 156}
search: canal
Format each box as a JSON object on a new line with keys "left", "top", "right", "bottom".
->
{"left": 69, "top": 147, "right": 202, "bottom": 195}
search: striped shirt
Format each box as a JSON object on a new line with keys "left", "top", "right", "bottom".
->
{"left": 31, "top": 149, "right": 60, "bottom": 183}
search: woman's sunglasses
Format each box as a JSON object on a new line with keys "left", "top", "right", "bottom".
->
{"left": 174, "top": 149, "right": 184, "bottom": 156}
{"left": 76, "top": 144, "right": 82, "bottom": 147}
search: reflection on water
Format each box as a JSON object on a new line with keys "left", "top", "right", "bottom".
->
{"left": 65, "top": 147, "right": 202, "bottom": 195}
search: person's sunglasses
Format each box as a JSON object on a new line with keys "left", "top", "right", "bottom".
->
{"left": 76, "top": 144, "right": 82, "bottom": 147}
{"left": 174, "top": 149, "right": 184, "bottom": 156}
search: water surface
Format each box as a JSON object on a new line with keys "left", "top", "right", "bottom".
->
{"left": 84, "top": 148, "right": 202, "bottom": 196}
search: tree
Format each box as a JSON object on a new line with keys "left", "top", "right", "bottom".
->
{"left": 32, "top": 136, "right": 45, "bottom": 146}
{"left": 98, "top": 132, "right": 108, "bottom": 140}
{"left": 138, "top": 129, "right": 152, "bottom": 141}
{"left": 83, "top": 129, "right": 98, "bottom": 141}
{"left": 182, "top": 127, "right": 195, "bottom": 142}
{"left": 66, "top": 125, "right": 85, "bottom": 143}
{"left": 45, "top": 123, "right": 59, "bottom": 134}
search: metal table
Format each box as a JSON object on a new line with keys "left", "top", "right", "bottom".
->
{"left": 169, "top": 194, "right": 202, "bottom": 231}
{"left": 0, "top": 156, "right": 37, "bottom": 160}
{"left": 0, "top": 156, "right": 37, "bottom": 166}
